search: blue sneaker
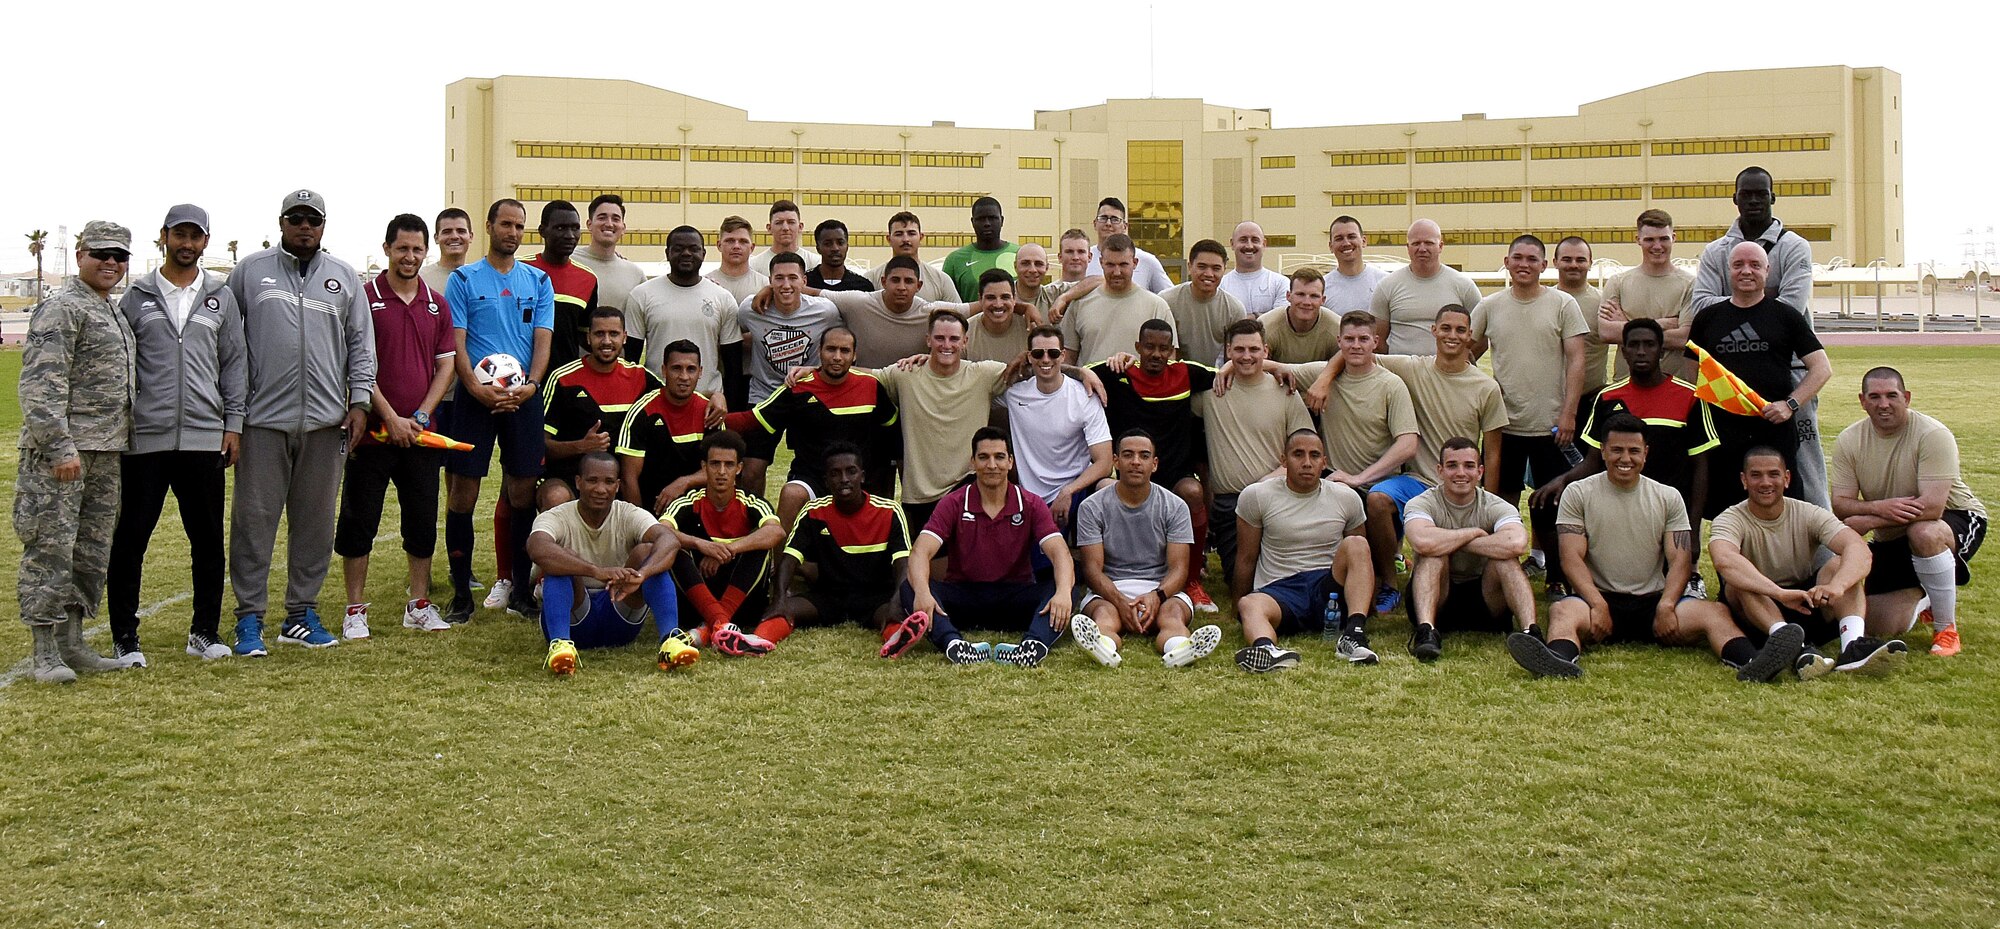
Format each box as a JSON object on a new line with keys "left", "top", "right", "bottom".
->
{"left": 279, "top": 609, "right": 339, "bottom": 648}
{"left": 233, "top": 616, "right": 268, "bottom": 658}
{"left": 1373, "top": 584, "right": 1402, "bottom": 615}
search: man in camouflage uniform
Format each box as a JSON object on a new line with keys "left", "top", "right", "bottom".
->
{"left": 15, "top": 221, "right": 138, "bottom": 684}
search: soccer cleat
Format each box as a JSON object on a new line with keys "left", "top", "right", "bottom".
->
{"left": 1736, "top": 623, "right": 1804, "bottom": 683}
{"left": 1795, "top": 647, "right": 1835, "bottom": 682}
{"left": 1070, "top": 614, "right": 1122, "bottom": 668}
{"left": 1835, "top": 636, "right": 1908, "bottom": 674}
{"left": 1372, "top": 585, "right": 1402, "bottom": 615}
{"left": 1684, "top": 575, "right": 1710, "bottom": 601}
{"left": 232, "top": 616, "right": 269, "bottom": 658}
{"left": 944, "top": 639, "right": 991, "bottom": 665}
{"left": 112, "top": 635, "right": 147, "bottom": 670}
{"left": 880, "top": 611, "right": 931, "bottom": 659}
{"left": 1507, "top": 632, "right": 1582, "bottom": 679}
{"left": 186, "top": 631, "right": 232, "bottom": 661}
{"left": 279, "top": 610, "right": 339, "bottom": 648}
{"left": 1185, "top": 578, "right": 1220, "bottom": 614}
{"left": 1336, "top": 631, "right": 1379, "bottom": 666}
{"left": 1162, "top": 624, "right": 1223, "bottom": 668}
{"left": 403, "top": 600, "right": 450, "bottom": 632}
{"left": 995, "top": 639, "right": 1050, "bottom": 668}
{"left": 342, "top": 605, "right": 371, "bottom": 640}
{"left": 483, "top": 578, "right": 514, "bottom": 610}
{"left": 1408, "top": 623, "right": 1442, "bottom": 663}
{"left": 657, "top": 629, "right": 700, "bottom": 670}
{"left": 1931, "top": 625, "right": 1961, "bottom": 657}
{"left": 713, "top": 624, "right": 775, "bottom": 657}
{"left": 1233, "top": 642, "right": 1300, "bottom": 673}
{"left": 505, "top": 590, "right": 540, "bottom": 620}
{"left": 545, "top": 639, "right": 579, "bottom": 676}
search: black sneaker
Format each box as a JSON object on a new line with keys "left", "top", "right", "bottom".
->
{"left": 112, "top": 634, "right": 147, "bottom": 669}
{"left": 1523, "top": 623, "right": 1545, "bottom": 641}
{"left": 944, "top": 639, "right": 991, "bottom": 665}
{"left": 1736, "top": 623, "right": 1805, "bottom": 683}
{"left": 1233, "top": 642, "right": 1300, "bottom": 673}
{"left": 1795, "top": 647, "right": 1835, "bottom": 681}
{"left": 445, "top": 590, "right": 475, "bottom": 625}
{"left": 1507, "top": 631, "right": 1582, "bottom": 678}
{"left": 1408, "top": 623, "right": 1442, "bottom": 662}
{"left": 505, "top": 590, "right": 541, "bottom": 620}
{"left": 1835, "top": 636, "right": 1908, "bottom": 674}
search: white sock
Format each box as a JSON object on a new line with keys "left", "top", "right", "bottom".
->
{"left": 1529, "top": 549, "right": 1546, "bottom": 568}
{"left": 1912, "top": 551, "right": 1957, "bottom": 629}
{"left": 1838, "top": 615, "right": 1865, "bottom": 649}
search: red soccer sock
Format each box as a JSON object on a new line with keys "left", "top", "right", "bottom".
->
{"left": 717, "top": 586, "right": 748, "bottom": 621}
{"left": 753, "top": 617, "right": 795, "bottom": 644}
{"left": 493, "top": 502, "right": 513, "bottom": 577}
{"left": 685, "top": 585, "right": 727, "bottom": 630}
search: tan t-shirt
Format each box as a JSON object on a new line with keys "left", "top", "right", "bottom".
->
{"left": 1258, "top": 307, "right": 1342, "bottom": 364}
{"left": 1060, "top": 286, "right": 1176, "bottom": 365}
{"left": 705, "top": 267, "right": 768, "bottom": 306}
{"left": 1237, "top": 477, "right": 1366, "bottom": 589}
{"left": 1404, "top": 487, "right": 1523, "bottom": 582}
{"left": 573, "top": 251, "right": 649, "bottom": 318}
{"left": 1711, "top": 498, "right": 1847, "bottom": 588}
{"left": 1559, "top": 283, "right": 1607, "bottom": 395}
{"left": 1370, "top": 265, "right": 1487, "bottom": 355}
{"left": 1376, "top": 354, "right": 1509, "bottom": 486}
{"left": 821, "top": 290, "right": 950, "bottom": 369}
{"left": 1471, "top": 287, "right": 1590, "bottom": 436}
{"left": 622, "top": 276, "right": 742, "bottom": 395}
{"left": 1604, "top": 266, "right": 1694, "bottom": 378}
{"left": 1555, "top": 473, "right": 1690, "bottom": 596}
{"left": 1021, "top": 280, "right": 1079, "bottom": 322}
{"left": 1292, "top": 362, "right": 1418, "bottom": 477}
{"left": 1163, "top": 283, "right": 1243, "bottom": 367}
{"left": 1830, "top": 410, "right": 1987, "bottom": 541}
{"left": 864, "top": 260, "right": 958, "bottom": 304}
{"left": 1205, "top": 375, "right": 1315, "bottom": 494}
{"left": 529, "top": 500, "right": 659, "bottom": 590}
{"left": 874, "top": 359, "right": 1008, "bottom": 503}
{"left": 966, "top": 313, "right": 1032, "bottom": 364}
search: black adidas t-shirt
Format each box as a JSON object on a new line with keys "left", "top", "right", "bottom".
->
{"left": 1686, "top": 296, "right": 1822, "bottom": 406}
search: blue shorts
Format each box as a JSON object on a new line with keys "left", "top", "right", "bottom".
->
{"left": 444, "top": 381, "right": 545, "bottom": 478}
{"left": 1365, "top": 475, "right": 1430, "bottom": 530}
{"left": 571, "top": 588, "right": 645, "bottom": 649}
{"left": 1254, "top": 569, "right": 1344, "bottom": 635}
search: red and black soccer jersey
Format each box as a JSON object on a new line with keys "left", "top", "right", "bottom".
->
{"left": 664, "top": 488, "right": 778, "bottom": 588}
{"left": 783, "top": 493, "right": 910, "bottom": 595}
{"left": 723, "top": 369, "right": 899, "bottom": 484}
{"left": 617, "top": 389, "right": 712, "bottom": 509}
{"left": 526, "top": 254, "right": 599, "bottom": 364}
{"left": 542, "top": 357, "right": 662, "bottom": 482}
{"left": 1581, "top": 376, "right": 1720, "bottom": 494}
{"left": 1088, "top": 359, "right": 1217, "bottom": 481}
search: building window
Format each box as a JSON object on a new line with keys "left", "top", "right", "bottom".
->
{"left": 1260, "top": 195, "right": 1296, "bottom": 208}
{"left": 909, "top": 193, "right": 984, "bottom": 209}
{"left": 799, "top": 191, "right": 903, "bottom": 207}
{"left": 1128, "top": 140, "right": 1186, "bottom": 284}
{"left": 1326, "top": 150, "right": 1407, "bottom": 166}
{"left": 1652, "top": 180, "right": 1833, "bottom": 199}
{"left": 689, "top": 189, "right": 796, "bottom": 205}
{"left": 1530, "top": 186, "right": 1643, "bottom": 202}
{"left": 1530, "top": 143, "right": 1642, "bottom": 160}
{"left": 689, "top": 147, "right": 794, "bottom": 164}
{"left": 1260, "top": 155, "right": 1296, "bottom": 169}
{"left": 516, "top": 186, "right": 680, "bottom": 204}
{"left": 516, "top": 141, "right": 682, "bottom": 161}
{"left": 1328, "top": 191, "right": 1406, "bottom": 207}
{"left": 1651, "top": 135, "right": 1832, "bottom": 156}
{"left": 801, "top": 149, "right": 900, "bottom": 166}
{"left": 909, "top": 153, "right": 986, "bottom": 168}
{"left": 1018, "top": 196, "right": 1052, "bottom": 209}
{"left": 1018, "top": 157, "right": 1052, "bottom": 170}
{"left": 1022, "top": 235, "right": 1054, "bottom": 247}
{"left": 1265, "top": 235, "right": 1296, "bottom": 247}
{"left": 1415, "top": 188, "right": 1523, "bottom": 204}
{"left": 1414, "top": 146, "right": 1521, "bottom": 164}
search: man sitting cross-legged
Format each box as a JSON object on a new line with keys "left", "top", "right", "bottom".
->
{"left": 1507, "top": 414, "right": 1803, "bottom": 681}
{"left": 1070, "top": 430, "right": 1223, "bottom": 669}
{"left": 527, "top": 453, "right": 692, "bottom": 676}
{"left": 662, "top": 431, "right": 787, "bottom": 656}
{"left": 1231, "top": 429, "right": 1375, "bottom": 673}
{"left": 763, "top": 442, "right": 915, "bottom": 656}
{"left": 1402, "top": 437, "right": 1540, "bottom": 662}
{"left": 1711, "top": 446, "right": 1897, "bottom": 679}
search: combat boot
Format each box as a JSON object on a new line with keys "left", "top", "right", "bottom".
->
{"left": 31, "top": 624, "right": 76, "bottom": 684}
{"left": 56, "top": 618, "right": 125, "bottom": 673}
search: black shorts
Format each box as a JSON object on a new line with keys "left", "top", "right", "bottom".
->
{"left": 443, "top": 382, "right": 546, "bottom": 478}
{"left": 1496, "top": 432, "right": 1569, "bottom": 501}
{"left": 1410, "top": 577, "right": 1510, "bottom": 633}
{"left": 802, "top": 589, "right": 896, "bottom": 627}
{"left": 334, "top": 443, "right": 442, "bottom": 558}
{"left": 1732, "top": 600, "right": 1839, "bottom": 649}
{"left": 1565, "top": 589, "right": 1666, "bottom": 644}
{"left": 1863, "top": 509, "right": 1985, "bottom": 595}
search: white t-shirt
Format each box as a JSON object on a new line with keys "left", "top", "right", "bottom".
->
{"left": 1086, "top": 246, "right": 1174, "bottom": 294}
{"left": 1003, "top": 377, "right": 1111, "bottom": 502}
{"left": 622, "top": 275, "right": 742, "bottom": 395}
{"left": 155, "top": 269, "right": 202, "bottom": 331}
{"left": 1220, "top": 268, "right": 1288, "bottom": 315}
{"left": 1322, "top": 264, "right": 1389, "bottom": 315}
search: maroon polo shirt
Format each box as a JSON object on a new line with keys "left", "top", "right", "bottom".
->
{"left": 363, "top": 275, "right": 455, "bottom": 445}
{"left": 921, "top": 482, "right": 1060, "bottom": 584}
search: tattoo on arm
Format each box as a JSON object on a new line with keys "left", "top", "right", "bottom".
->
{"left": 1556, "top": 525, "right": 1587, "bottom": 537}
{"left": 1670, "top": 530, "right": 1694, "bottom": 552}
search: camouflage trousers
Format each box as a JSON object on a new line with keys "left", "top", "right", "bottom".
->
{"left": 14, "top": 449, "right": 121, "bottom": 627}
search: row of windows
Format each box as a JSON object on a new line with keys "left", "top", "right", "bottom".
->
{"left": 1260, "top": 195, "right": 1296, "bottom": 208}
{"left": 1019, "top": 196, "right": 1052, "bottom": 209}
{"left": 690, "top": 147, "right": 793, "bottom": 164}
{"left": 1416, "top": 188, "right": 1522, "bottom": 204}
{"left": 910, "top": 193, "right": 981, "bottom": 209}
{"left": 522, "top": 229, "right": 1025, "bottom": 249}
{"left": 910, "top": 153, "right": 985, "bottom": 168}
{"left": 1260, "top": 155, "right": 1296, "bottom": 169}
{"left": 1418, "top": 225, "right": 1836, "bottom": 246}
{"left": 802, "top": 150, "right": 900, "bottom": 166}
{"left": 688, "top": 189, "right": 794, "bottom": 205}
{"left": 517, "top": 142, "right": 680, "bottom": 161}
{"left": 1654, "top": 180, "right": 1833, "bottom": 199}
{"left": 1328, "top": 150, "right": 1406, "bottom": 166}
{"left": 516, "top": 186, "right": 681, "bottom": 204}
{"left": 1312, "top": 180, "right": 1835, "bottom": 206}
{"left": 1416, "top": 146, "right": 1522, "bottom": 164}
{"left": 800, "top": 191, "right": 902, "bottom": 207}
{"left": 1531, "top": 143, "right": 1642, "bottom": 160}
{"left": 1532, "top": 186, "right": 1643, "bottom": 202}
{"left": 1019, "top": 157, "right": 1052, "bottom": 170}
{"left": 1653, "top": 135, "right": 1831, "bottom": 156}
{"left": 1329, "top": 191, "right": 1407, "bottom": 207}
{"left": 1265, "top": 235, "right": 1297, "bottom": 247}
{"left": 516, "top": 141, "right": 991, "bottom": 167}
{"left": 1323, "top": 135, "right": 1833, "bottom": 167}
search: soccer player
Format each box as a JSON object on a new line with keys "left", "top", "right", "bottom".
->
{"left": 540, "top": 307, "right": 661, "bottom": 506}
{"left": 1161, "top": 239, "right": 1242, "bottom": 368}
{"left": 749, "top": 199, "right": 818, "bottom": 276}
{"left": 1231, "top": 429, "right": 1375, "bottom": 672}
{"left": 572, "top": 195, "right": 648, "bottom": 318}
{"left": 443, "top": 198, "right": 553, "bottom": 624}
{"left": 1005, "top": 326, "right": 1112, "bottom": 529}
{"left": 705, "top": 215, "right": 769, "bottom": 306}
{"left": 902, "top": 428, "right": 1077, "bottom": 667}
{"left": 419, "top": 207, "right": 473, "bottom": 293}
{"left": 1710, "top": 447, "right": 1891, "bottom": 678}
{"left": 1403, "top": 438, "right": 1538, "bottom": 662}
{"left": 1070, "top": 430, "right": 1223, "bottom": 668}
{"left": 525, "top": 199, "right": 599, "bottom": 364}
{"left": 109, "top": 204, "right": 245, "bottom": 664}
{"left": 619, "top": 340, "right": 715, "bottom": 513}
{"left": 1206, "top": 318, "right": 1314, "bottom": 582}
{"left": 727, "top": 326, "right": 898, "bottom": 527}
{"left": 1060, "top": 234, "right": 1176, "bottom": 365}
{"left": 1506, "top": 414, "right": 1800, "bottom": 681}
{"left": 805, "top": 219, "right": 875, "bottom": 293}
{"left": 1599, "top": 209, "right": 1694, "bottom": 379}
{"left": 1084, "top": 198, "right": 1173, "bottom": 293}
{"left": 1322, "top": 216, "right": 1388, "bottom": 314}
{"left": 662, "top": 432, "right": 786, "bottom": 656}
{"left": 1220, "top": 221, "right": 1288, "bottom": 314}
{"left": 863, "top": 211, "right": 958, "bottom": 302}
{"left": 764, "top": 443, "right": 913, "bottom": 652}
{"left": 1830, "top": 367, "right": 1987, "bottom": 657}
{"left": 1259, "top": 268, "right": 1340, "bottom": 364}
{"left": 623, "top": 225, "right": 739, "bottom": 402}
{"left": 528, "top": 453, "right": 693, "bottom": 676}
{"left": 1369, "top": 219, "right": 1484, "bottom": 354}
{"left": 942, "top": 197, "right": 1019, "bottom": 300}
{"left": 335, "top": 214, "right": 456, "bottom": 638}
{"left": 741, "top": 253, "right": 843, "bottom": 406}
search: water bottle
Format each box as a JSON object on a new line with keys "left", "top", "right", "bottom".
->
{"left": 1322, "top": 591, "right": 1343, "bottom": 642}
{"left": 1554, "top": 425, "right": 1584, "bottom": 468}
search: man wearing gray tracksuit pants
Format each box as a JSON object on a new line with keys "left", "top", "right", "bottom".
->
{"left": 224, "top": 189, "right": 375, "bottom": 655}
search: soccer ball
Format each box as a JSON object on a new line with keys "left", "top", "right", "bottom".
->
{"left": 473, "top": 353, "right": 526, "bottom": 390}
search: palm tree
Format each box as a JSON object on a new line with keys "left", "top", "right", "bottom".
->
{"left": 26, "top": 229, "right": 47, "bottom": 303}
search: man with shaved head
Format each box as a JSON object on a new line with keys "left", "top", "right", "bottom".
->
{"left": 1370, "top": 219, "right": 1486, "bottom": 355}
{"left": 1221, "top": 221, "right": 1288, "bottom": 315}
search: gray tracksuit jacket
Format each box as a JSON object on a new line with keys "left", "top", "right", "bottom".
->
{"left": 226, "top": 246, "right": 375, "bottom": 432}
{"left": 120, "top": 270, "right": 247, "bottom": 454}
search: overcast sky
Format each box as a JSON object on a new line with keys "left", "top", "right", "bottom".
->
{"left": 6, "top": 0, "right": 1992, "bottom": 274}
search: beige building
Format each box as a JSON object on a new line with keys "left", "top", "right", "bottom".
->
{"left": 446, "top": 65, "right": 1902, "bottom": 279}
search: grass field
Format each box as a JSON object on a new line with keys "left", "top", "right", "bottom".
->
{"left": 1, "top": 346, "right": 1995, "bottom": 928}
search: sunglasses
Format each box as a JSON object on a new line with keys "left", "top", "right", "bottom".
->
{"left": 87, "top": 249, "right": 131, "bottom": 263}
{"left": 1095, "top": 215, "right": 1126, "bottom": 224}
{"left": 282, "top": 212, "right": 325, "bottom": 227}
{"left": 1028, "top": 348, "right": 1063, "bottom": 359}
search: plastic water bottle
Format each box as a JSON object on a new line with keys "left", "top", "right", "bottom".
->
{"left": 1322, "top": 591, "right": 1343, "bottom": 642}
{"left": 1554, "top": 425, "right": 1584, "bottom": 468}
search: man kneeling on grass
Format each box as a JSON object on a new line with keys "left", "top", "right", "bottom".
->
{"left": 663, "top": 431, "right": 788, "bottom": 657}
{"left": 528, "top": 453, "right": 692, "bottom": 676}
{"left": 763, "top": 442, "right": 916, "bottom": 656}
{"left": 1402, "top": 437, "right": 1540, "bottom": 662}
{"left": 900, "top": 427, "right": 1076, "bottom": 667}
{"left": 1232, "top": 429, "right": 1375, "bottom": 673}
{"left": 1070, "top": 430, "right": 1223, "bottom": 668}
{"left": 1507, "top": 414, "right": 1802, "bottom": 681}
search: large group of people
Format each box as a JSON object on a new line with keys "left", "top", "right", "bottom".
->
{"left": 16, "top": 166, "right": 1983, "bottom": 685}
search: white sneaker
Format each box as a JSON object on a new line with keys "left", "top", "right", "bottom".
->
{"left": 185, "top": 631, "right": 232, "bottom": 660}
{"left": 1163, "top": 624, "right": 1223, "bottom": 668}
{"left": 403, "top": 599, "right": 450, "bottom": 632}
{"left": 1683, "top": 575, "right": 1710, "bottom": 600}
{"left": 1070, "top": 614, "right": 1122, "bottom": 667}
{"left": 483, "top": 578, "right": 514, "bottom": 609}
{"left": 342, "top": 605, "right": 371, "bottom": 640}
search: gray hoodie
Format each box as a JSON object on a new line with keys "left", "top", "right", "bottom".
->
{"left": 120, "top": 270, "right": 247, "bottom": 454}
{"left": 226, "top": 246, "right": 375, "bottom": 432}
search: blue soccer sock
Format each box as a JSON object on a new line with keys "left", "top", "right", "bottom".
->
{"left": 541, "top": 575, "right": 575, "bottom": 642}
{"left": 642, "top": 572, "right": 681, "bottom": 642}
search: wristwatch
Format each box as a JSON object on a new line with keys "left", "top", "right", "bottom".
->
{"left": 1785, "top": 397, "right": 1800, "bottom": 414}
{"left": 413, "top": 410, "right": 432, "bottom": 428}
